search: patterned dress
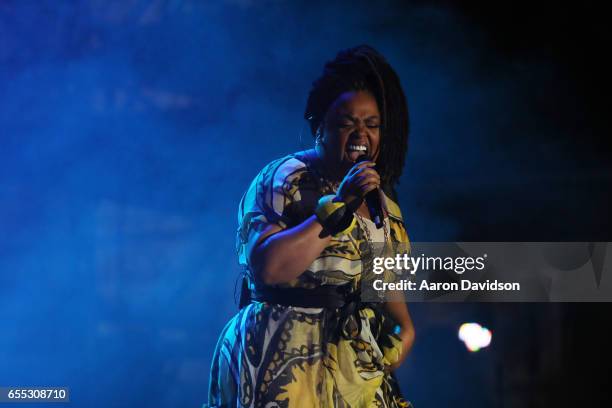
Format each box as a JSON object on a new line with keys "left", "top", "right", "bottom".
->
{"left": 205, "top": 152, "right": 413, "bottom": 408}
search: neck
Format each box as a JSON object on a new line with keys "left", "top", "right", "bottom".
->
{"left": 313, "top": 146, "right": 349, "bottom": 183}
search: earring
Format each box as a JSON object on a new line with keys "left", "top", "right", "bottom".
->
{"left": 315, "top": 129, "right": 323, "bottom": 146}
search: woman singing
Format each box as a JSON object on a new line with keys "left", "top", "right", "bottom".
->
{"left": 205, "top": 45, "right": 415, "bottom": 408}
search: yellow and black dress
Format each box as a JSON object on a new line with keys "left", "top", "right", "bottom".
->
{"left": 205, "top": 152, "right": 413, "bottom": 408}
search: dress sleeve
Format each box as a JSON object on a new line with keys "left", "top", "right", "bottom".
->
{"left": 236, "top": 156, "right": 306, "bottom": 267}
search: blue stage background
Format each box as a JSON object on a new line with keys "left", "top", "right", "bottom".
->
{"left": 2, "top": 1, "right": 610, "bottom": 407}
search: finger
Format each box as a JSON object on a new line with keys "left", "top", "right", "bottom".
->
{"left": 362, "top": 183, "right": 379, "bottom": 194}
{"left": 353, "top": 166, "right": 378, "bottom": 175}
{"left": 362, "top": 172, "right": 381, "bottom": 183}
{"left": 347, "top": 161, "right": 375, "bottom": 176}
{"left": 355, "top": 174, "right": 381, "bottom": 186}
{"left": 357, "top": 180, "right": 380, "bottom": 192}
{"left": 348, "top": 161, "right": 374, "bottom": 176}
{"left": 354, "top": 180, "right": 379, "bottom": 193}
{"left": 352, "top": 166, "right": 380, "bottom": 179}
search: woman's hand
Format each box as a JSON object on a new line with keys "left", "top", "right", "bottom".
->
{"left": 383, "top": 298, "right": 415, "bottom": 372}
{"left": 336, "top": 160, "right": 380, "bottom": 208}
{"left": 387, "top": 324, "right": 415, "bottom": 372}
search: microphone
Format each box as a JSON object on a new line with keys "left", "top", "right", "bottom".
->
{"left": 356, "top": 154, "right": 385, "bottom": 229}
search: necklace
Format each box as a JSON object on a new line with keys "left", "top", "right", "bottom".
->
{"left": 301, "top": 151, "right": 340, "bottom": 194}
{"left": 354, "top": 213, "right": 393, "bottom": 302}
{"left": 354, "top": 212, "right": 390, "bottom": 258}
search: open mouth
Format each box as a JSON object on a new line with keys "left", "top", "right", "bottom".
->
{"left": 346, "top": 144, "right": 368, "bottom": 162}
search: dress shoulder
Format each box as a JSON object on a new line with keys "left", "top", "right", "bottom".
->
{"left": 382, "top": 192, "right": 410, "bottom": 246}
{"left": 383, "top": 192, "right": 404, "bottom": 222}
{"left": 236, "top": 153, "right": 313, "bottom": 266}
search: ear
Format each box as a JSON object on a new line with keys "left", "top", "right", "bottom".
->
{"left": 316, "top": 122, "right": 325, "bottom": 140}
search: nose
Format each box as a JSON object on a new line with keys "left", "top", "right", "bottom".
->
{"left": 354, "top": 121, "right": 368, "bottom": 138}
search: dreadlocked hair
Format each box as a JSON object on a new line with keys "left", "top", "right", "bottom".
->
{"left": 304, "top": 44, "right": 409, "bottom": 192}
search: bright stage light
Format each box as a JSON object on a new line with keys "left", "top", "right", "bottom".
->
{"left": 458, "top": 323, "right": 492, "bottom": 352}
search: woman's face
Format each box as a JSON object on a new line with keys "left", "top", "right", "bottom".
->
{"left": 319, "top": 90, "right": 381, "bottom": 175}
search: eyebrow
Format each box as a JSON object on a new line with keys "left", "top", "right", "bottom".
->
{"left": 340, "top": 114, "right": 380, "bottom": 121}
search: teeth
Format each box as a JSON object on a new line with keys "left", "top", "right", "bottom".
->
{"left": 347, "top": 145, "right": 367, "bottom": 151}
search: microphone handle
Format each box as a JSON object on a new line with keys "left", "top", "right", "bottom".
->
{"left": 355, "top": 154, "right": 384, "bottom": 229}
{"left": 365, "top": 187, "right": 384, "bottom": 229}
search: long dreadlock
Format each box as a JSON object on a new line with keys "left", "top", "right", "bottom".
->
{"left": 304, "top": 45, "right": 409, "bottom": 196}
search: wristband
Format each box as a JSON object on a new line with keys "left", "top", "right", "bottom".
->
{"left": 315, "top": 195, "right": 356, "bottom": 236}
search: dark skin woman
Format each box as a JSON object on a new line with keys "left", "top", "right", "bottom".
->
{"left": 206, "top": 45, "right": 415, "bottom": 408}
{"left": 249, "top": 89, "right": 414, "bottom": 371}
